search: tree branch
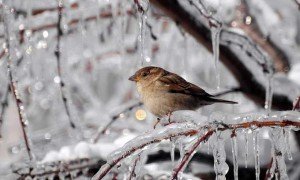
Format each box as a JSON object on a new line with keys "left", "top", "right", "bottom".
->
{"left": 149, "top": 0, "right": 299, "bottom": 110}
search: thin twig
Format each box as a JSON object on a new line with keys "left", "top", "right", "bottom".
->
{"left": 128, "top": 153, "right": 141, "bottom": 180}
{"left": 2, "top": 4, "right": 34, "bottom": 160}
{"left": 55, "top": 0, "right": 76, "bottom": 128}
{"left": 171, "top": 130, "right": 214, "bottom": 179}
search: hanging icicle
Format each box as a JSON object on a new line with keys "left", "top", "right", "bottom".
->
{"left": 252, "top": 130, "right": 260, "bottom": 180}
{"left": 55, "top": 0, "right": 76, "bottom": 128}
{"left": 211, "top": 25, "right": 222, "bottom": 89}
{"left": 135, "top": 0, "right": 149, "bottom": 66}
{"left": 212, "top": 131, "right": 228, "bottom": 180}
{"left": 264, "top": 72, "right": 274, "bottom": 112}
{"left": 270, "top": 127, "right": 289, "bottom": 180}
{"left": 231, "top": 135, "right": 238, "bottom": 180}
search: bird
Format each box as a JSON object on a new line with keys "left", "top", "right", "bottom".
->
{"left": 129, "top": 66, "right": 237, "bottom": 118}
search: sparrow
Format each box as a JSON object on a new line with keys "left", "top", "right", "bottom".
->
{"left": 129, "top": 66, "right": 237, "bottom": 118}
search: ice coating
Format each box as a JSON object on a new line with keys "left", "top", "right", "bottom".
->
{"left": 212, "top": 131, "right": 228, "bottom": 180}
{"left": 270, "top": 127, "right": 288, "bottom": 180}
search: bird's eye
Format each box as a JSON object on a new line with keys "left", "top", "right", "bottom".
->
{"left": 142, "top": 72, "right": 149, "bottom": 77}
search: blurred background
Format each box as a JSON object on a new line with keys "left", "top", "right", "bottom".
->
{"left": 0, "top": 0, "right": 300, "bottom": 179}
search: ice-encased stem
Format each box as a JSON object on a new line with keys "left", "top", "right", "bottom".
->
{"left": 264, "top": 73, "right": 274, "bottom": 112}
{"left": 231, "top": 136, "right": 238, "bottom": 180}
{"left": 271, "top": 128, "right": 289, "bottom": 180}
{"left": 252, "top": 130, "right": 260, "bottom": 180}
{"left": 213, "top": 131, "right": 228, "bottom": 180}
{"left": 2, "top": 2, "right": 34, "bottom": 161}
{"left": 211, "top": 26, "right": 221, "bottom": 89}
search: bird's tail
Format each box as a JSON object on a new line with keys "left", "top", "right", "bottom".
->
{"left": 208, "top": 98, "right": 238, "bottom": 104}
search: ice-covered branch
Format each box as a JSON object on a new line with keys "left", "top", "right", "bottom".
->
{"left": 149, "top": 0, "right": 300, "bottom": 110}
{"left": 234, "top": 0, "right": 290, "bottom": 72}
{"left": 92, "top": 123, "right": 199, "bottom": 180}
{"left": 55, "top": 0, "right": 75, "bottom": 128}
{"left": 93, "top": 111, "right": 300, "bottom": 179}
{"left": 2, "top": 3, "right": 34, "bottom": 161}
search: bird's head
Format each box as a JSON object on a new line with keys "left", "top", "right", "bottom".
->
{"left": 129, "top": 66, "right": 165, "bottom": 87}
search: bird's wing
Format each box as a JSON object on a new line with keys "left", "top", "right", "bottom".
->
{"left": 158, "top": 71, "right": 213, "bottom": 97}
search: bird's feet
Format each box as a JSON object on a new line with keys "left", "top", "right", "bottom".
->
{"left": 153, "top": 118, "right": 161, "bottom": 129}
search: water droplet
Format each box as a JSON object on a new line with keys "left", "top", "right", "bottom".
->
{"left": 26, "top": 46, "right": 32, "bottom": 55}
{"left": 54, "top": 76, "right": 61, "bottom": 84}
{"left": 18, "top": 24, "right": 25, "bottom": 30}
{"left": 42, "top": 31, "right": 49, "bottom": 38}
{"left": 11, "top": 146, "right": 20, "bottom": 154}
{"left": 44, "top": 133, "right": 52, "bottom": 140}
{"left": 245, "top": 16, "right": 252, "bottom": 25}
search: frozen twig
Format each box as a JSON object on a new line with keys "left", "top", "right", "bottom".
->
{"left": 93, "top": 117, "right": 300, "bottom": 179}
{"left": 128, "top": 153, "right": 141, "bottom": 180}
{"left": 2, "top": 3, "right": 34, "bottom": 161}
{"left": 55, "top": 0, "right": 76, "bottom": 128}
{"left": 171, "top": 129, "right": 214, "bottom": 179}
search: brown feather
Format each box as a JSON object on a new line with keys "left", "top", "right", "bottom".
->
{"left": 158, "top": 70, "right": 213, "bottom": 97}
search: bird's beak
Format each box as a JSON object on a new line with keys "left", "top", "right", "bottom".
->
{"left": 129, "top": 74, "right": 138, "bottom": 82}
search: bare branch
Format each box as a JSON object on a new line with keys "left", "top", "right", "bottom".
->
{"left": 55, "top": 1, "right": 76, "bottom": 128}
{"left": 2, "top": 4, "right": 34, "bottom": 161}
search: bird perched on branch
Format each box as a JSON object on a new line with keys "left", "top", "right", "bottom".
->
{"left": 129, "top": 66, "right": 237, "bottom": 118}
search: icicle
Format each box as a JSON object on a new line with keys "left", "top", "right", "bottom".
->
{"left": 264, "top": 72, "right": 274, "bottom": 112}
{"left": 231, "top": 136, "right": 238, "bottom": 180}
{"left": 270, "top": 128, "right": 289, "bottom": 180}
{"left": 137, "top": 0, "right": 149, "bottom": 66}
{"left": 170, "top": 139, "right": 176, "bottom": 167}
{"left": 252, "top": 130, "right": 260, "bottom": 180}
{"left": 179, "top": 138, "right": 184, "bottom": 161}
{"left": 212, "top": 131, "right": 228, "bottom": 180}
{"left": 283, "top": 128, "right": 293, "bottom": 160}
{"left": 211, "top": 26, "right": 221, "bottom": 89}
{"left": 244, "top": 129, "right": 249, "bottom": 168}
